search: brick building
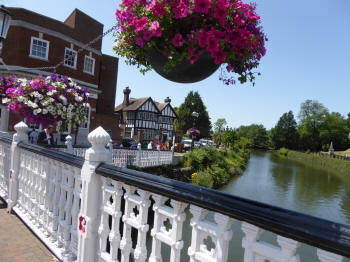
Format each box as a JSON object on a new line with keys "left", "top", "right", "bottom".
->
{"left": 115, "top": 87, "right": 177, "bottom": 145}
{"left": 0, "top": 7, "right": 120, "bottom": 144}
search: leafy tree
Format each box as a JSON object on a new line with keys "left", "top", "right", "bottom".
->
{"left": 176, "top": 91, "right": 211, "bottom": 138}
{"left": 221, "top": 128, "right": 237, "bottom": 149}
{"left": 213, "top": 118, "right": 227, "bottom": 145}
{"left": 271, "top": 111, "right": 298, "bottom": 149}
{"left": 298, "top": 100, "right": 328, "bottom": 151}
{"left": 319, "top": 112, "right": 349, "bottom": 150}
{"left": 236, "top": 124, "right": 270, "bottom": 149}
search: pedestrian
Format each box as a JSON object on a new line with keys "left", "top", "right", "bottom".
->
{"left": 147, "top": 141, "right": 153, "bottom": 150}
{"left": 29, "top": 128, "right": 38, "bottom": 144}
{"left": 37, "top": 125, "right": 55, "bottom": 146}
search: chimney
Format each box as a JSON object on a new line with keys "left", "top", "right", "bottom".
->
{"left": 123, "top": 87, "right": 131, "bottom": 106}
{"left": 164, "top": 96, "right": 171, "bottom": 103}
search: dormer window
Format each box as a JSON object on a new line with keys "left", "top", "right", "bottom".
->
{"left": 29, "top": 37, "right": 49, "bottom": 60}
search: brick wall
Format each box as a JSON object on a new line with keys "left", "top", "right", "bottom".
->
{"left": 96, "top": 54, "right": 119, "bottom": 114}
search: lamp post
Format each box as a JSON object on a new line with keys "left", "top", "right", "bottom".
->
{"left": 0, "top": 5, "right": 12, "bottom": 57}
{"left": 191, "top": 111, "right": 199, "bottom": 148}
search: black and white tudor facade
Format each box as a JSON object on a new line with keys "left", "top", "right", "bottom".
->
{"left": 115, "top": 87, "right": 177, "bottom": 143}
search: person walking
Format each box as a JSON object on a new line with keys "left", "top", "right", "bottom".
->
{"left": 147, "top": 141, "right": 153, "bottom": 150}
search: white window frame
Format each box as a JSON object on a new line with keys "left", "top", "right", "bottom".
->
{"left": 83, "top": 55, "right": 95, "bottom": 75}
{"left": 64, "top": 47, "right": 77, "bottom": 69}
{"left": 29, "top": 36, "right": 49, "bottom": 61}
{"left": 79, "top": 106, "right": 91, "bottom": 130}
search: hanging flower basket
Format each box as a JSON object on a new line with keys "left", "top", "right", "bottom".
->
{"left": 2, "top": 75, "right": 90, "bottom": 130}
{"left": 187, "top": 128, "right": 200, "bottom": 136}
{"left": 114, "top": 0, "right": 267, "bottom": 85}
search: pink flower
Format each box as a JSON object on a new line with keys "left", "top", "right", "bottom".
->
{"left": 152, "top": 1, "right": 167, "bottom": 17}
{"left": 173, "top": 1, "right": 190, "bottom": 19}
{"left": 212, "top": 48, "right": 226, "bottom": 64}
{"left": 134, "top": 17, "right": 148, "bottom": 32}
{"left": 188, "top": 54, "right": 198, "bottom": 64}
{"left": 135, "top": 36, "right": 144, "bottom": 47}
{"left": 172, "top": 33, "right": 184, "bottom": 47}
{"left": 143, "top": 31, "right": 153, "bottom": 41}
{"left": 197, "top": 29, "right": 208, "bottom": 48}
{"left": 193, "top": 0, "right": 211, "bottom": 14}
{"left": 150, "top": 21, "right": 162, "bottom": 37}
{"left": 146, "top": 0, "right": 156, "bottom": 11}
{"left": 206, "top": 36, "right": 220, "bottom": 53}
{"left": 214, "top": 6, "right": 227, "bottom": 23}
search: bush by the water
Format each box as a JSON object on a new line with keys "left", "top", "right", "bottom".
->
{"left": 277, "top": 147, "right": 289, "bottom": 157}
{"left": 183, "top": 146, "right": 249, "bottom": 189}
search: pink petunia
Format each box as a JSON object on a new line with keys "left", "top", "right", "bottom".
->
{"left": 134, "top": 17, "right": 148, "bottom": 32}
{"left": 135, "top": 36, "right": 144, "bottom": 47}
{"left": 172, "top": 33, "right": 184, "bottom": 47}
{"left": 193, "top": 0, "right": 211, "bottom": 14}
{"left": 197, "top": 29, "right": 208, "bottom": 48}
{"left": 206, "top": 36, "right": 220, "bottom": 53}
{"left": 152, "top": 1, "right": 167, "bottom": 17}
{"left": 188, "top": 54, "right": 198, "bottom": 64}
{"left": 143, "top": 31, "right": 153, "bottom": 41}
{"left": 173, "top": 1, "right": 190, "bottom": 19}
{"left": 213, "top": 48, "right": 226, "bottom": 64}
{"left": 150, "top": 21, "right": 162, "bottom": 37}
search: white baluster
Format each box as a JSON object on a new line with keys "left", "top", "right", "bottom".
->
{"left": 277, "top": 236, "right": 300, "bottom": 262}
{"left": 8, "top": 121, "right": 28, "bottom": 212}
{"left": 241, "top": 222, "right": 263, "bottom": 262}
{"left": 66, "top": 135, "right": 73, "bottom": 154}
{"left": 77, "top": 126, "right": 111, "bottom": 262}
{"left": 188, "top": 205, "right": 209, "bottom": 262}
{"left": 317, "top": 249, "right": 343, "bottom": 262}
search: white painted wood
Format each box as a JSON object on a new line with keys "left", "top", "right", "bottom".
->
{"left": 188, "top": 205, "right": 234, "bottom": 262}
{"left": 317, "top": 249, "right": 343, "bottom": 262}
{"left": 77, "top": 126, "right": 111, "bottom": 262}
{"left": 0, "top": 139, "right": 11, "bottom": 201}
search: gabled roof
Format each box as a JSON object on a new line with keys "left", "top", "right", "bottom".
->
{"left": 154, "top": 102, "right": 169, "bottom": 112}
{"left": 115, "top": 97, "right": 150, "bottom": 112}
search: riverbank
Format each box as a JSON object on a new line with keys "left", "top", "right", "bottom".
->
{"left": 277, "top": 149, "right": 350, "bottom": 183}
{"left": 131, "top": 146, "right": 250, "bottom": 189}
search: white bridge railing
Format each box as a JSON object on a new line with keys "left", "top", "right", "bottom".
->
{"left": 0, "top": 122, "right": 349, "bottom": 262}
{"left": 58, "top": 138, "right": 174, "bottom": 168}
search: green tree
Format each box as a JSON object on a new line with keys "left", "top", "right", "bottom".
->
{"left": 236, "top": 124, "right": 269, "bottom": 149}
{"left": 319, "top": 112, "right": 349, "bottom": 150}
{"left": 271, "top": 111, "right": 298, "bottom": 149}
{"left": 213, "top": 118, "right": 227, "bottom": 145}
{"left": 298, "top": 100, "right": 328, "bottom": 151}
{"left": 176, "top": 91, "right": 211, "bottom": 138}
{"left": 221, "top": 128, "right": 237, "bottom": 149}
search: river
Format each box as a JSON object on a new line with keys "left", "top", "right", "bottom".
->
{"left": 150, "top": 151, "right": 350, "bottom": 261}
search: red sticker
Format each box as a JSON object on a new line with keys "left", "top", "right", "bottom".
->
{"left": 79, "top": 216, "right": 86, "bottom": 234}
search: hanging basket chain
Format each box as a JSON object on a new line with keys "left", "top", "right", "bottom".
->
{"left": 0, "top": 25, "right": 117, "bottom": 72}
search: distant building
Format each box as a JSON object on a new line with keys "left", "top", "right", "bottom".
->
{"left": 0, "top": 7, "right": 120, "bottom": 144}
{"left": 115, "top": 87, "right": 177, "bottom": 144}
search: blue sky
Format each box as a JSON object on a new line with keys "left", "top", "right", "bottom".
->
{"left": 3, "top": 0, "right": 350, "bottom": 129}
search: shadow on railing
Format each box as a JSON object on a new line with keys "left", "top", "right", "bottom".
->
{"left": 0, "top": 122, "right": 349, "bottom": 262}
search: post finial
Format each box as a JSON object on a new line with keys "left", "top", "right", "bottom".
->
{"left": 14, "top": 121, "right": 28, "bottom": 133}
{"left": 88, "top": 126, "right": 111, "bottom": 147}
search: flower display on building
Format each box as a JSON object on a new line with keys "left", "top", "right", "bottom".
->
{"left": 114, "top": 0, "right": 266, "bottom": 85}
{"left": 2, "top": 74, "right": 90, "bottom": 130}
{"left": 0, "top": 76, "right": 19, "bottom": 98}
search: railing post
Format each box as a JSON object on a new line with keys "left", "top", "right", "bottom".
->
{"left": 77, "top": 126, "right": 111, "bottom": 262}
{"left": 157, "top": 145, "right": 160, "bottom": 166}
{"left": 171, "top": 145, "right": 174, "bottom": 165}
{"left": 137, "top": 143, "right": 141, "bottom": 167}
{"left": 65, "top": 135, "right": 73, "bottom": 154}
{"left": 107, "top": 139, "right": 113, "bottom": 164}
{"left": 8, "top": 121, "right": 28, "bottom": 212}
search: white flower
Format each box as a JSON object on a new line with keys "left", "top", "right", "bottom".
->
{"left": 42, "top": 109, "right": 48, "bottom": 114}
{"left": 2, "top": 98, "right": 10, "bottom": 104}
{"left": 75, "top": 96, "right": 83, "bottom": 102}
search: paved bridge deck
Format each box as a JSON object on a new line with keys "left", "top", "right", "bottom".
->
{"left": 0, "top": 198, "right": 57, "bottom": 262}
